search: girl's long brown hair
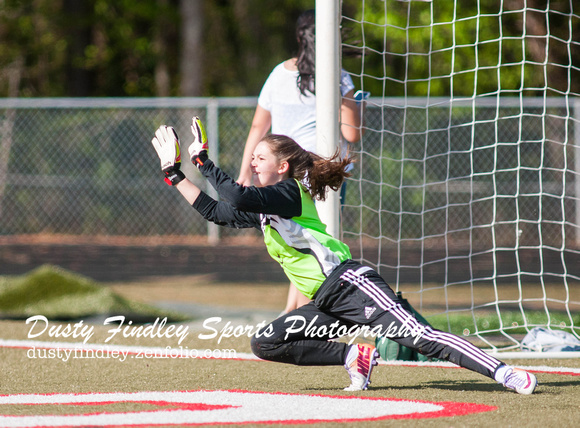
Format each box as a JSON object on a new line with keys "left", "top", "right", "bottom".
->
{"left": 295, "top": 10, "right": 316, "bottom": 96}
{"left": 261, "top": 134, "right": 353, "bottom": 201}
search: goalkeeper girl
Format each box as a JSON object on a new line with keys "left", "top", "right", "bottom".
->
{"left": 152, "top": 118, "right": 537, "bottom": 395}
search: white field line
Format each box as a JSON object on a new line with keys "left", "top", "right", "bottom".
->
{"left": 1, "top": 338, "right": 579, "bottom": 376}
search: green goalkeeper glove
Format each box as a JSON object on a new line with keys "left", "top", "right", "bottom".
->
{"left": 188, "top": 116, "right": 209, "bottom": 167}
{"left": 151, "top": 125, "right": 186, "bottom": 186}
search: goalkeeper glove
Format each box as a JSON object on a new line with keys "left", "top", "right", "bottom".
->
{"left": 188, "top": 116, "right": 209, "bottom": 167}
{"left": 151, "top": 125, "right": 186, "bottom": 186}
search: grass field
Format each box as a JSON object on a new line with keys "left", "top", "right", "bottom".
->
{"left": 1, "top": 270, "right": 579, "bottom": 427}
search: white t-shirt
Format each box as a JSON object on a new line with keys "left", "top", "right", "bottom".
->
{"left": 258, "top": 62, "right": 355, "bottom": 154}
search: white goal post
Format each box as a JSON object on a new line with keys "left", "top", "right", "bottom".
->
{"left": 314, "top": 0, "right": 580, "bottom": 356}
{"left": 315, "top": 0, "right": 342, "bottom": 239}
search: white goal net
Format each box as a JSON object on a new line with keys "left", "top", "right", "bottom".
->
{"left": 339, "top": 0, "right": 580, "bottom": 354}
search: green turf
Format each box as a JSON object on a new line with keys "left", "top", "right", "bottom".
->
{"left": 0, "top": 265, "right": 189, "bottom": 322}
{"left": 0, "top": 271, "right": 579, "bottom": 427}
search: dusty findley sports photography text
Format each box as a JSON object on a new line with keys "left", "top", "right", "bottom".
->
{"left": 25, "top": 314, "right": 427, "bottom": 347}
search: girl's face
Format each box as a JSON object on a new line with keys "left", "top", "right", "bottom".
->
{"left": 251, "top": 141, "right": 289, "bottom": 187}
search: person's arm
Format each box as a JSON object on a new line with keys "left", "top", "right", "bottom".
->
{"left": 174, "top": 178, "right": 201, "bottom": 205}
{"left": 237, "top": 105, "right": 272, "bottom": 186}
{"left": 185, "top": 116, "right": 302, "bottom": 218}
{"left": 152, "top": 122, "right": 261, "bottom": 229}
{"left": 340, "top": 88, "right": 363, "bottom": 143}
{"left": 192, "top": 187, "right": 261, "bottom": 229}
{"left": 200, "top": 159, "right": 302, "bottom": 218}
{"left": 171, "top": 178, "right": 259, "bottom": 228}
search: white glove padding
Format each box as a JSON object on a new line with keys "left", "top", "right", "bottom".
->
{"left": 188, "top": 116, "right": 209, "bottom": 167}
{"left": 151, "top": 125, "right": 185, "bottom": 186}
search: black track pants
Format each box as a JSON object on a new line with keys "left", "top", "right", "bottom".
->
{"left": 251, "top": 260, "right": 502, "bottom": 379}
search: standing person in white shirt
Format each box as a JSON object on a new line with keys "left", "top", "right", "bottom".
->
{"left": 236, "top": 9, "right": 364, "bottom": 315}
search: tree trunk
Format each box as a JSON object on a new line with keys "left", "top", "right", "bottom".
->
{"left": 179, "top": 0, "right": 204, "bottom": 96}
{"left": 153, "top": 0, "right": 171, "bottom": 96}
{"left": 0, "top": 58, "right": 23, "bottom": 222}
{"left": 63, "top": 0, "right": 92, "bottom": 96}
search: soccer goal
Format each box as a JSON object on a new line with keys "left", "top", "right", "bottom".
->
{"left": 315, "top": 0, "right": 580, "bottom": 356}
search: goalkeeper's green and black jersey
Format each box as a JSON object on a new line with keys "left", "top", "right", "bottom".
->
{"left": 192, "top": 159, "right": 351, "bottom": 299}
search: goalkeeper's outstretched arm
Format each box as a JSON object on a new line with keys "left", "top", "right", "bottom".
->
{"left": 152, "top": 117, "right": 262, "bottom": 230}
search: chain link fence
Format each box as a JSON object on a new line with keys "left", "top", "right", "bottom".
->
{"left": 0, "top": 98, "right": 259, "bottom": 240}
{"left": 1, "top": 97, "right": 578, "bottom": 249}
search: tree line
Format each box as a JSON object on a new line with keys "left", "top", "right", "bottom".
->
{"left": 1, "top": 0, "right": 577, "bottom": 98}
{"left": 0, "top": 0, "right": 313, "bottom": 97}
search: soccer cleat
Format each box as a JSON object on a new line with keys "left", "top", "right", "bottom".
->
{"left": 502, "top": 367, "right": 537, "bottom": 395}
{"left": 344, "top": 343, "right": 379, "bottom": 391}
